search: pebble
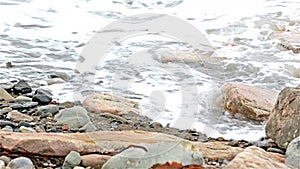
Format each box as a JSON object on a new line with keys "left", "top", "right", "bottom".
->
{"left": 0, "top": 155, "right": 11, "bottom": 165}
{"left": 62, "top": 151, "right": 81, "bottom": 169}
{"left": 0, "top": 107, "right": 12, "bottom": 115}
{"left": 0, "top": 160, "right": 5, "bottom": 167}
{"left": 81, "top": 154, "right": 111, "bottom": 169}
{"left": 20, "top": 126, "right": 37, "bottom": 133}
{"left": 34, "top": 88, "right": 52, "bottom": 96}
{"left": 7, "top": 157, "right": 34, "bottom": 169}
{"left": 7, "top": 110, "right": 34, "bottom": 122}
{"left": 1, "top": 125, "right": 13, "bottom": 132}
{"left": 0, "top": 120, "right": 17, "bottom": 127}
{"left": 79, "top": 122, "right": 97, "bottom": 132}
{"left": 150, "top": 122, "right": 163, "bottom": 128}
{"left": 10, "top": 104, "right": 25, "bottom": 111}
{"left": 267, "top": 147, "right": 284, "bottom": 154}
{"left": 12, "top": 80, "right": 32, "bottom": 95}
{"left": 18, "top": 121, "right": 32, "bottom": 127}
{"left": 37, "top": 105, "right": 59, "bottom": 115}
{"left": 73, "top": 167, "right": 85, "bottom": 169}
{"left": 15, "top": 96, "right": 32, "bottom": 102}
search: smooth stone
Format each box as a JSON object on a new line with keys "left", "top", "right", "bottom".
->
{"left": 81, "top": 154, "right": 111, "bottom": 169}
{"left": 73, "top": 167, "right": 85, "bottom": 169}
{"left": 7, "top": 110, "right": 34, "bottom": 122}
{"left": 23, "top": 102, "right": 38, "bottom": 109}
{"left": 0, "top": 155, "right": 11, "bottom": 165}
{"left": 224, "top": 82, "right": 277, "bottom": 120}
{"left": 102, "top": 142, "right": 204, "bottom": 169}
{"left": 15, "top": 96, "right": 32, "bottom": 103}
{"left": 20, "top": 126, "right": 36, "bottom": 133}
{"left": 223, "top": 146, "right": 291, "bottom": 169}
{"left": 0, "top": 160, "right": 4, "bottom": 167}
{"left": 32, "top": 94, "right": 52, "bottom": 105}
{"left": 0, "top": 120, "right": 17, "bottom": 127}
{"left": 0, "top": 88, "right": 14, "bottom": 101}
{"left": 47, "top": 78, "right": 65, "bottom": 85}
{"left": 37, "top": 105, "right": 59, "bottom": 115}
{"left": 285, "top": 136, "right": 300, "bottom": 169}
{"left": 79, "top": 121, "right": 97, "bottom": 132}
{"left": 266, "top": 86, "right": 300, "bottom": 148}
{"left": 1, "top": 125, "right": 13, "bottom": 132}
{"left": 83, "top": 93, "right": 140, "bottom": 114}
{"left": 12, "top": 80, "right": 32, "bottom": 95}
{"left": 34, "top": 89, "right": 52, "bottom": 96}
{"left": 0, "top": 107, "right": 12, "bottom": 115}
{"left": 10, "top": 104, "right": 25, "bottom": 111}
{"left": 54, "top": 106, "right": 91, "bottom": 128}
{"left": 62, "top": 151, "right": 81, "bottom": 169}
{"left": 18, "top": 121, "right": 32, "bottom": 127}
{"left": 7, "top": 157, "right": 34, "bottom": 169}
{"left": 49, "top": 72, "right": 71, "bottom": 81}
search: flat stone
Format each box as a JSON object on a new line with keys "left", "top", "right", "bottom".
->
{"left": 223, "top": 146, "right": 292, "bottom": 169}
{"left": 37, "top": 105, "right": 59, "bottom": 115}
{"left": 0, "top": 120, "right": 17, "bottom": 128}
{"left": 81, "top": 154, "right": 111, "bottom": 169}
{"left": 15, "top": 96, "right": 32, "bottom": 102}
{"left": 0, "top": 88, "right": 14, "bottom": 101}
{"left": 0, "top": 130, "right": 183, "bottom": 156}
{"left": 54, "top": 106, "right": 91, "bottom": 128}
{"left": 62, "top": 151, "right": 81, "bottom": 169}
{"left": 224, "top": 83, "right": 277, "bottom": 120}
{"left": 102, "top": 142, "right": 204, "bottom": 169}
{"left": 19, "top": 126, "right": 36, "bottom": 133}
{"left": 7, "top": 157, "right": 34, "bottom": 169}
{"left": 286, "top": 136, "right": 300, "bottom": 169}
{"left": 83, "top": 93, "right": 140, "bottom": 114}
{"left": 266, "top": 86, "right": 300, "bottom": 148}
{"left": 7, "top": 110, "right": 34, "bottom": 122}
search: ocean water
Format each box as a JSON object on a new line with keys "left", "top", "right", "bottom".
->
{"left": 0, "top": 0, "right": 300, "bottom": 141}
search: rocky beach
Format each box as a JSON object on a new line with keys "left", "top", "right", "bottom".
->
{"left": 1, "top": 0, "right": 300, "bottom": 168}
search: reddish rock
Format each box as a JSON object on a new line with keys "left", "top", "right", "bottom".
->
{"left": 266, "top": 86, "right": 300, "bottom": 148}
{"left": 81, "top": 154, "right": 111, "bottom": 169}
{"left": 82, "top": 93, "right": 140, "bottom": 114}
{"left": 61, "top": 125, "right": 69, "bottom": 131}
{"left": 0, "top": 130, "right": 182, "bottom": 157}
{"left": 224, "top": 83, "right": 277, "bottom": 120}
{"left": 223, "top": 146, "right": 293, "bottom": 169}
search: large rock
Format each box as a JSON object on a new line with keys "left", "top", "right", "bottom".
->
{"left": 224, "top": 83, "right": 277, "bottom": 120}
{"left": 102, "top": 142, "right": 204, "bottom": 169}
{"left": 54, "top": 106, "right": 91, "bottom": 128}
{"left": 0, "top": 88, "right": 14, "bottom": 101}
{"left": 83, "top": 93, "right": 140, "bottom": 114}
{"left": 12, "top": 80, "right": 32, "bottom": 95}
{"left": 223, "top": 146, "right": 293, "bottom": 169}
{"left": 265, "top": 86, "right": 300, "bottom": 148}
{"left": 285, "top": 136, "right": 300, "bottom": 169}
{"left": 0, "top": 130, "right": 242, "bottom": 161}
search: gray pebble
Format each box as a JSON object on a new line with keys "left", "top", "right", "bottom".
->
{"left": 7, "top": 157, "right": 34, "bottom": 169}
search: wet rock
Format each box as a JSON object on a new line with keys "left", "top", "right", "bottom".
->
{"left": 272, "top": 30, "right": 300, "bottom": 54}
{"left": 285, "top": 136, "right": 300, "bottom": 169}
{"left": 32, "top": 94, "right": 52, "bottom": 105}
{"left": 0, "top": 130, "right": 183, "bottom": 156}
{"left": 12, "top": 80, "right": 32, "bottom": 95}
{"left": 10, "top": 104, "right": 25, "bottom": 111}
{"left": 7, "top": 110, "right": 34, "bottom": 122}
{"left": 18, "top": 121, "right": 32, "bottom": 127}
{"left": 224, "top": 83, "right": 277, "bottom": 120}
{"left": 0, "top": 88, "right": 14, "bottom": 101}
{"left": 265, "top": 86, "right": 300, "bottom": 148}
{"left": 20, "top": 126, "right": 36, "bottom": 133}
{"left": 83, "top": 93, "right": 140, "bottom": 114}
{"left": 7, "top": 157, "right": 34, "bottom": 169}
{"left": 62, "top": 151, "right": 81, "bottom": 169}
{"left": 223, "top": 146, "right": 291, "bottom": 169}
{"left": 54, "top": 106, "right": 91, "bottom": 128}
{"left": 81, "top": 154, "right": 111, "bottom": 169}
{"left": 102, "top": 142, "right": 204, "bottom": 169}
{"left": 159, "top": 50, "right": 226, "bottom": 63}
{"left": 47, "top": 78, "right": 66, "bottom": 85}
{"left": 34, "top": 88, "right": 52, "bottom": 96}
{"left": 37, "top": 105, "right": 59, "bottom": 115}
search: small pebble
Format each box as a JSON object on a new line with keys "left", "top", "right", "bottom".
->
{"left": 267, "top": 147, "right": 285, "bottom": 154}
{"left": 1, "top": 125, "right": 13, "bottom": 132}
{"left": 0, "top": 160, "right": 5, "bottom": 167}
{"left": 62, "top": 151, "right": 81, "bottom": 169}
{"left": 0, "top": 155, "right": 11, "bottom": 165}
{"left": 20, "top": 126, "right": 37, "bottom": 133}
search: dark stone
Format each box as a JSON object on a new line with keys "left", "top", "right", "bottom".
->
{"left": 34, "top": 89, "right": 52, "bottom": 97}
{"left": 32, "top": 94, "right": 52, "bottom": 105}
{"left": 23, "top": 102, "right": 38, "bottom": 109}
{"left": 19, "top": 121, "right": 32, "bottom": 127}
{"left": 13, "top": 80, "right": 32, "bottom": 95}
{"left": 11, "top": 104, "right": 25, "bottom": 111}
{"left": 0, "top": 120, "right": 17, "bottom": 127}
{"left": 0, "top": 98, "right": 5, "bottom": 102}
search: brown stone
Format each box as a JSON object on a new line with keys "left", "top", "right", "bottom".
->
{"left": 7, "top": 110, "right": 34, "bottom": 122}
{"left": 224, "top": 83, "right": 277, "bottom": 120}
{"left": 83, "top": 93, "right": 140, "bottom": 114}
{"left": 81, "top": 154, "right": 111, "bottom": 169}
{"left": 192, "top": 141, "right": 243, "bottom": 161}
{"left": 223, "top": 146, "right": 293, "bottom": 169}
{"left": 265, "top": 86, "right": 300, "bottom": 148}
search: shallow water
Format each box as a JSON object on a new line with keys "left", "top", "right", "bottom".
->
{"left": 0, "top": 0, "right": 300, "bottom": 141}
